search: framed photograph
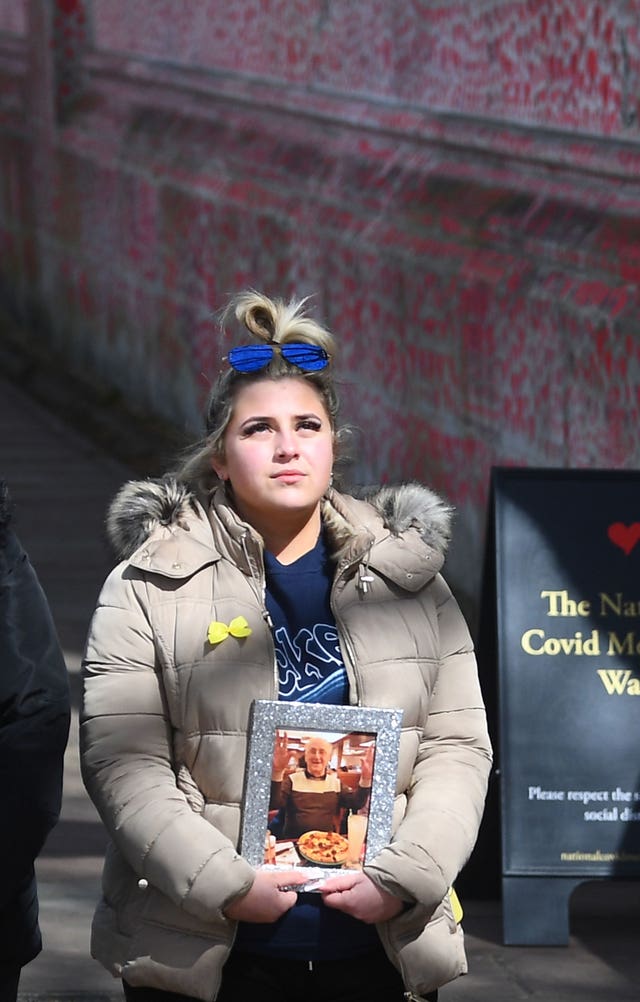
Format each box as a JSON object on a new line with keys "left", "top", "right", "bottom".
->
{"left": 240, "top": 700, "right": 403, "bottom": 889}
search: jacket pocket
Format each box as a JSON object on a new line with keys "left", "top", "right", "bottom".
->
{"left": 121, "top": 885, "right": 234, "bottom": 999}
{"left": 138, "top": 884, "right": 231, "bottom": 940}
{"left": 94, "top": 845, "right": 234, "bottom": 999}
{"left": 380, "top": 893, "right": 467, "bottom": 997}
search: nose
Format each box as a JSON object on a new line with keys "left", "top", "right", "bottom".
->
{"left": 274, "top": 430, "right": 299, "bottom": 459}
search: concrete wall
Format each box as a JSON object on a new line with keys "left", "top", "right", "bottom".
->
{"left": 2, "top": 0, "right": 640, "bottom": 621}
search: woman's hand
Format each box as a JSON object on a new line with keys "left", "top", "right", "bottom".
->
{"left": 319, "top": 871, "right": 404, "bottom": 923}
{"left": 223, "top": 869, "right": 307, "bottom": 923}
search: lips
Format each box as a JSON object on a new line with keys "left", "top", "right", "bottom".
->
{"left": 272, "top": 470, "right": 305, "bottom": 479}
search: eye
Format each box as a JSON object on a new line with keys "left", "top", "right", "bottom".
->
{"left": 242, "top": 420, "right": 272, "bottom": 436}
{"left": 297, "top": 418, "right": 322, "bottom": 432}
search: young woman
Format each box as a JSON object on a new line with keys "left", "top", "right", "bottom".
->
{"left": 80, "top": 291, "right": 492, "bottom": 1002}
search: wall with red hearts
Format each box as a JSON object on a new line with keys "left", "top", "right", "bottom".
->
{"left": 608, "top": 523, "right": 640, "bottom": 557}
{"left": 2, "top": 0, "right": 640, "bottom": 617}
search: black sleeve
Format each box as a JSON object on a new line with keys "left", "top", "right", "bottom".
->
{"left": 339, "top": 781, "right": 370, "bottom": 811}
{"left": 0, "top": 531, "right": 71, "bottom": 908}
{"left": 270, "top": 775, "right": 291, "bottom": 812}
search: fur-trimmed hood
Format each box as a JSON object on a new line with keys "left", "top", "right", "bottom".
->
{"left": 106, "top": 477, "right": 453, "bottom": 565}
{"left": 106, "top": 478, "right": 199, "bottom": 563}
{"left": 355, "top": 482, "right": 452, "bottom": 555}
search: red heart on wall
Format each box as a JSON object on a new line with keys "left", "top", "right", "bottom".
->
{"left": 607, "top": 522, "right": 640, "bottom": 555}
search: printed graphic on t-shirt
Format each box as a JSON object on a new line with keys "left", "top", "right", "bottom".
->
{"left": 274, "top": 623, "right": 347, "bottom": 704}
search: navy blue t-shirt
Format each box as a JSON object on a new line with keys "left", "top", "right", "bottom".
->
{"left": 235, "top": 533, "right": 379, "bottom": 959}
{"left": 265, "top": 533, "right": 347, "bottom": 706}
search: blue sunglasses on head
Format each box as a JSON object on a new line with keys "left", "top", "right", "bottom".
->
{"left": 226, "top": 342, "right": 329, "bottom": 373}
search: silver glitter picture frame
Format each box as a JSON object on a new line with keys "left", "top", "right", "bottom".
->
{"left": 240, "top": 700, "right": 403, "bottom": 885}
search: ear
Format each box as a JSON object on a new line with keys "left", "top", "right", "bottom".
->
{"left": 211, "top": 457, "right": 228, "bottom": 481}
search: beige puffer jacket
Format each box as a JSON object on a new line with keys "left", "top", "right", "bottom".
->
{"left": 80, "top": 480, "right": 492, "bottom": 1001}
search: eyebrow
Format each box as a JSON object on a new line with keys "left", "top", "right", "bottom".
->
{"left": 238, "top": 411, "right": 323, "bottom": 428}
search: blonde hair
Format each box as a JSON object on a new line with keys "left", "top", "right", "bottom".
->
{"left": 175, "top": 291, "right": 342, "bottom": 492}
{"left": 224, "top": 290, "right": 334, "bottom": 355}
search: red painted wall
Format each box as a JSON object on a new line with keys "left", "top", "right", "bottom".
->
{"left": 2, "top": 0, "right": 640, "bottom": 617}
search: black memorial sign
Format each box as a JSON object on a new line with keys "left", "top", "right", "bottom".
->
{"left": 492, "top": 468, "right": 640, "bottom": 944}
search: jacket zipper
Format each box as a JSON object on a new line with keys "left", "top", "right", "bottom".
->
{"left": 330, "top": 559, "right": 362, "bottom": 706}
{"left": 330, "top": 542, "right": 374, "bottom": 706}
{"left": 224, "top": 536, "right": 275, "bottom": 972}
{"left": 332, "top": 550, "right": 427, "bottom": 1001}
{"left": 262, "top": 592, "right": 277, "bottom": 697}
{"left": 240, "top": 532, "right": 278, "bottom": 698}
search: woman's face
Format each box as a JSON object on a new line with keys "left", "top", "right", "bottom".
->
{"left": 213, "top": 377, "right": 334, "bottom": 529}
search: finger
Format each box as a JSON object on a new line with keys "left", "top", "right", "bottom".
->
{"left": 277, "top": 876, "right": 308, "bottom": 889}
{"left": 319, "top": 874, "right": 360, "bottom": 894}
{"left": 274, "top": 871, "right": 308, "bottom": 889}
{"left": 321, "top": 888, "right": 357, "bottom": 913}
{"left": 278, "top": 889, "right": 300, "bottom": 907}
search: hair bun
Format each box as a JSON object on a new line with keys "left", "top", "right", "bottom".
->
{"left": 243, "top": 303, "right": 276, "bottom": 342}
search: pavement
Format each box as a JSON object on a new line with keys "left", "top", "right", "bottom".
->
{"left": 1, "top": 360, "right": 639, "bottom": 1001}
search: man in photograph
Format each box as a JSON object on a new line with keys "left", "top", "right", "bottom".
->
{"left": 270, "top": 734, "right": 372, "bottom": 839}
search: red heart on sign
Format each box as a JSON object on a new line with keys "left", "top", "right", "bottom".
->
{"left": 607, "top": 522, "right": 640, "bottom": 555}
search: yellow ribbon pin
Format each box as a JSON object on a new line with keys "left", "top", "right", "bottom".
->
{"left": 207, "top": 616, "right": 252, "bottom": 645}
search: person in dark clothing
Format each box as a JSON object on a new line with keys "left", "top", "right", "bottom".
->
{"left": 0, "top": 482, "right": 70, "bottom": 1002}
